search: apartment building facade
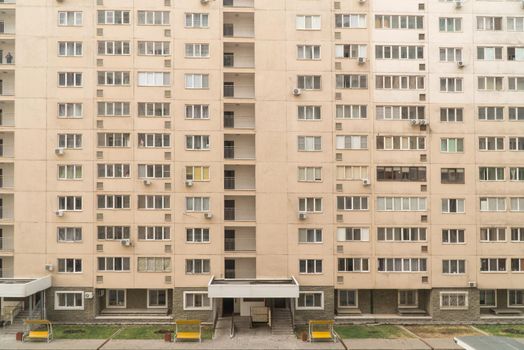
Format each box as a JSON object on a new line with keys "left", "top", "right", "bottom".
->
{"left": 0, "top": 0, "right": 523, "bottom": 324}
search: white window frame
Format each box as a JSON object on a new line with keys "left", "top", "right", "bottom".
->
{"left": 439, "top": 291, "right": 469, "bottom": 310}
{"left": 186, "top": 228, "right": 210, "bottom": 243}
{"left": 54, "top": 291, "right": 84, "bottom": 310}
{"left": 338, "top": 289, "right": 358, "bottom": 309}
{"left": 296, "top": 291, "right": 324, "bottom": 310}
{"left": 298, "top": 167, "right": 322, "bottom": 182}
{"left": 147, "top": 289, "right": 168, "bottom": 309}
{"left": 296, "top": 15, "right": 321, "bottom": 30}
{"left": 183, "top": 291, "right": 212, "bottom": 310}
{"left": 479, "top": 289, "right": 497, "bottom": 308}
{"left": 57, "top": 227, "right": 82, "bottom": 243}
{"left": 298, "top": 228, "right": 323, "bottom": 243}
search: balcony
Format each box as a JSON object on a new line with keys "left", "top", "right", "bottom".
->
{"left": 224, "top": 227, "right": 256, "bottom": 252}
{"left": 224, "top": 134, "right": 255, "bottom": 160}
{"left": 0, "top": 132, "right": 13, "bottom": 158}
{"left": 224, "top": 258, "right": 256, "bottom": 279}
{"left": 0, "top": 164, "right": 13, "bottom": 190}
{"left": 224, "top": 196, "right": 255, "bottom": 221}
{"left": 0, "top": 256, "right": 13, "bottom": 277}
{"left": 223, "top": 0, "right": 254, "bottom": 9}
{"left": 0, "top": 225, "right": 12, "bottom": 253}
{"left": 224, "top": 43, "right": 254, "bottom": 69}
{"left": 0, "top": 40, "right": 14, "bottom": 67}
{"left": 0, "top": 102, "right": 14, "bottom": 127}
{"left": 223, "top": 13, "right": 254, "bottom": 39}
{"left": 224, "top": 73, "right": 255, "bottom": 99}
{"left": 0, "top": 193, "right": 13, "bottom": 222}
{"left": 224, "top": 103, "right": 255, "bottom": 130}
{"left": 224, "top": 165, "right": 255, "bottom": 191}
{"left": 0, "top": 71, "right": 14, "bottom": 97}
{"left": 0, "top": 10, "right": 15, "bottom": 37}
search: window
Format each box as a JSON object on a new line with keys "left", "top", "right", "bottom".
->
{"left": 185, "top": 105, "right": 209, "bottom": 119}
{"left": 376, "top": 136, "right": 425, "bottom": 150}
{"left": 185, "top": 13, "right": 209, "bottom": 28}
{"left": 298, "top": 228, "right": 323, "bottom": 243}
{"left": 185, "top": 74, "right": 209, "bottom": 89}
{"left": 375, "top": 75, "right": 424, "bottom": 90}
{"left": 337, "top": 227, "right": 371, "bottom": 242}
{"left": 58, "top": 196, "right": 82, "bottom": 211}
{"left": 335, "top": 14, "right": 366, "bottom": 28}
{"left": 97, "top": 41, "right": 130, "bottom": 55}
{"left": 442, "top": 229, "right": 465, "bottom": 244}
{"left": 137, "top": 195, "right": 170, "bottom": 210}
{"left": 508, "top": 290, "right": 524, "bottom": 306}
{"left": 58, "top": 165, "right": 82, "bottom": 180}
{"left": 186, "top": 259, "right": 210, "bottom": 274}
{"left": 186, "top": 135, "right": 210, "bottom": 150}
{"left": 55, "top": 292, "right": 84, "bottom": 310}
{"left": 377, "top": 258, "right": 427, "bottom": 272}
{"left": 296, "top": 15, "right": 321, "bottom": 30}
{"left": 480, "top": 227, "right": 506, "bottom": 242}
{"left": 477, "top": 16, "right": 502, "bottom": 31}
{"left": 439, "top": 17, "right": 462, "bottom": 32}
{"left": 336, "top": 75, "right": 368, "bottom": 89}
{"left": 440, "top": 138, "right": 464, "bottom": 152}
{"left": 137, "top": 102, "right": 169, "bottom": 118}
{"left": 479, "top": 137, "right": 504, "bottom": 151}
{"left": 478, "top": 76, "right": 503, "bottom": 91}
{"left": 336, "top": 135, "right": 368, "bottom": 150}
{"left": 374, "top": 15, "right": 423, "bottom": 29}
{"left": 297, "top": 75, "right": 321, "bottom": 90}
{"left": 375, "top": 45, "right": 424, "bottom": 60}
{"left": 376, "top": 197, "right": 427, "bottom": 211}
{"left": 481, "top": 258, "right": 506, "bottom": 272}
{"left": 440, "top": 292, "right": 468, "bottom": 309}
{"left": 510, "top": 168, "right": 524, "bottom": 181}
{"left": 477, "top": 47, "right": 502, "bottom": 61}
{"left": 97, "top": 10, "right": 130, "bottom": 25}
{"left": 58, "top": 258, "right": 82, "bottom": 273}
{"left": 507, "top": 17, "right": 524, "bottom": 32}
{"left": 299, "top": 259, "right": 323, "bottom": 274}
{"left": 336, "top": 166, "right": 369, "bottom": 180}
{"left": 148, "top": 289, "right": 167, "bottom": 308}
{"left": 97, "top": 164, "right": 130, "bottom": 178}
{"left": 298, "top": 167, "right": 321, "bottom": 182}
{"left": 509, "top": 107, "right": 524, "bottom": 121}
{"left": 338, "top": 290, "right": 357, "bottom": 308}
{"left": 97, "top": 226, "right": 130, "bottom": 240}
{"left": 377, "top": 227, "right": 427, "bottom": 242}
{"left": 440, "top": 108, "right": 463, "bottom": 122}
{"left": 297, "top": 45, "right": 321, "bottom": 60}
{"left": 184, "top": 292, "right": 211, "bottom": 310}
{"left": 186, "top": 166, "right": 210, "bottom": 181}
{"left": 441, "top": 199, "right": 465, "bottom": 213}
{"left": 58, "top": 72, "right": 82, "bottom": 87}
{"left": 442, "top": 260, "right": 466, "bottom": 274}
{"left": 137, "top": 41, "right": 170, "bottom": 56}
{"left": 509, "top": 137, "right": 524, "bottom": 151}
{"left": 58, "top": 42, "right": 82, "bottom": 57}
{"left": 508, "top": 77, "right": 524, "bottom": 91}
{"left": 98, "top": 257, "right": 131, "bottom": 271}
{"left": 338, "top": 258, "right": 369, "bottom": 272}
{"left": 336, "top": 105, "right": 367, "bottom": 119}
{"left": 511, "top": 228, "right": 524, "bottom": 242}
{"left": 107, "top": 289, "right": 126, "bottom": 307}
{"left": 185, "top": 43, "right": 209, "bottom": 58}
{"left": 335, "top": 44, "right": 367, "bottom": 59}
{"left": 297, "top": 106, "right": 321, "bottom": 120}
{"left": 298, "top": 136, "right": 321, "bottom": 151}
{"left": 479, "top": 290, "right": 496, "bottom": 307}
{"left": 296, "top": 292, "right": 323, "bottom": 309}
{"left": 299, "top": 198, "right": 322, "bottom": 213}
{"left": 137, "top": 257, "right": 171, "bottom": 272}
{"left": 441, "top": 168, "right": 465, "bottom": 184}
{"left": 376, "top": 166, "right": 426, "bottom": 182}
{"left": 376, "top": 105, "right": 424, "bottom": 120}
{"left": 98, "top": 133, "right": 130, "bottom": 148}
{"left": 186, "top": 197, "right": 210, "bottom": 212}
{"left": 511, "top": 198, "right": 524, "bottom": 212}
{"left": 480, "top": 197, "right": 506, "bottom": 212}
{"left": 336, "top": 196, "right": 369, "bottom": 211}
{"left": 97, "top": 102, "right": 130, "bottom": 117}
{"left": 138, "top": 72, "right": 170, "bottom": 87}
{"left": 58, "top": 11, "right": 82, "bottom": 26}
{"left": 138, "top": 226, "right": 171, "bottom": 241}
{"left": 137, "top": 164, "right": 170, "bottom": 179}
{"left": 478, "top": 107, "right": 504, "bottom": 121}
{"left": 97, "top": 195, "right": 131, "bottom": 209}
{"left": 399, "top": 290, "right": 418, "bottom": 307}
{"left": 137, "top": 11, "right": 170, "bottom": 25}
{"left": 57, "top": 227, "right": 82, "bottom": 242}
{"left": 97, "top": 71, "right": 130, "bottom": 86}
{"left": 439, "top": 47, "right": 462, "bottom": 62}
{"left": 58, "top": 103, "right": 83, "bottom": 119}
{"left": 138, "top": 133, "right": 170, "bottom": 148}
{"left": 186, "top": 228, "right": 210, "bottom": 243}
{"left": 440, "top": 77, "right": 463, "bottom": 92}
{"left": 479, "top": 167, "right": 505, "bottom": 181}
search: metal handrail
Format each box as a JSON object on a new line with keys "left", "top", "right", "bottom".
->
{"left": 229, "top": 314, "right": 235, "bottom": 338}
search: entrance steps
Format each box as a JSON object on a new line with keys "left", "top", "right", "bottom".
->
{"left": 271, "top": 308, "right": 294, "bottom": 335}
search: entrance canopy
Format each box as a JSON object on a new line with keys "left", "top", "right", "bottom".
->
{"left": 0, "top": 276, "right": 51, "bottom": 297}
{"left": 207, "top": 276, "right": 299, "bottom": 298}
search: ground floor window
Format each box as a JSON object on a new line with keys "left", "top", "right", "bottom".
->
{"left": 398, "top": 290, "right": 418, "bottom": 307}
{"left": 296, "top": 291, "right": 324, "bottom": 310}
{"left": 479, "top": 289, "right": 496, "bottom": 307}
{"left": 183, "top": 291, "right": 212, "bottom": 310}
{"left": 440, "top": 291, "right": 468, "bottom": 310}
{"left": 55, "top": 291, "right": 84, "bottom": 310}
{"left": 338, "top": 289, "right": 357, "bottom": 308}
{"left": 508, "top": 289, "right": 524, "bottom": 307}
{"left": 148, "top": 289, "right": 168, "bottom": 308}
{"left": 107, "top": 289, "right": 126, "bottom": 308}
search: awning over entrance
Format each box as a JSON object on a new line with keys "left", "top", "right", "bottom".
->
{"left": 0, "top": 276, "right": 52, "bottom": 297}
{"left": 207, "top": 276, "right": 299, "bottom": 298}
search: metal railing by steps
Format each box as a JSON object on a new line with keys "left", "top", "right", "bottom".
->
{"left": 271, "top": 308, "right": 294, "bottom": 335}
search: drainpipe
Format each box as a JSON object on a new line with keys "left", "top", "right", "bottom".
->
{"left": 370, "top": 290, "right": 374, "bottom": 314}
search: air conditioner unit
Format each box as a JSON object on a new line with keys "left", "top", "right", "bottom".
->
{"left": 200, "top": 0, "right": 210, "bottom": 4}
{"left": 45, "top": 264, "right": 54, "bottom": 271}
{"left": 121, "top": 239, "right": 132, "bottom": 247}
{"left": 410, "top": 119, "right": 418, "bottom": 126}
{"left": 55, "top": 210, "right": 65, "bottom": 217}
{"left": 298, "top": 212, "right": 307, "bottom": 220}
{"left": 358, "top": 57, "right": 367, "bottom": 65}
{"left": 359, "top": 0, "right": 366, "bottom": 3}
{"left": 362, "top": 178, "right": 371, "bottom": 186}
{"left": 292, "top": 88, "right": 302, "bottom": 96}
{"left": 204, "top": 212, "right": 213, "bottom": 219}
{"left": 457, "top": 61, "right": 465, "bottom": 68}
{"left": 185, "top": 179, "right": 194, "bottom": 187}
{"left": 455, "top": 0, "right": 463, "bottom": 8}
{"left": 468, "top": 281, "right": 477, "bottom": 288}
{"left": 84, "top": 292, "right": 94, "bottom": 299}
{"left": 418, "top": 119, "right": 428, "bottom": 126}
{"left": 143, "top": 179, "right": 152, "bottom": 186}
{"left": 55, "top": 148, "right": 65, "bottom": 156}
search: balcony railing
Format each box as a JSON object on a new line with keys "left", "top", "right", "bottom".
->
{"left": 224, "top": 146, "right": 255, "bottom": 160}
{"left": 224, "top": 54, "right": 255, "bottom": 68}
{"left": 0, "top": 0, "right": 16, "bottom": 4}
{"left": 0, "top": 145, "right": 14, "bottom": 157}
{"left": 224, "top": 115, "right": 255, "bottom": 129}
{"left": 0, "top": 236, "right": 12, "bottom": 251}
{"left": 223, "top": 0, "right": 254, "bottom": 8}
{"left": 0, "top": 175, "right": 13, "bottom": 189}
{"left": 224, "top": 176, "right": 255, "bottom": 190}
{"left": 223, "top": 84, "right": 255, "bottom": 99}
{"left": 224, "top": 208, "right": 256, "bottom": 221}
{"left": 224, "top": 237, "right": 256, "bottom": 251}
